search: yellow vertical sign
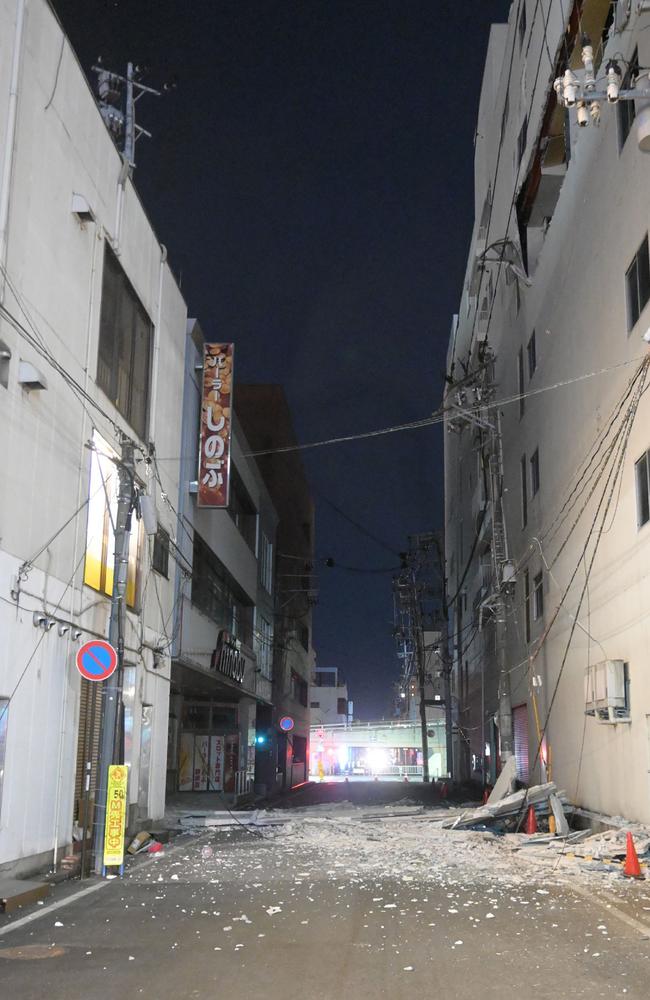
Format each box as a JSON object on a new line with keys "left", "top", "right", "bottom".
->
{"left": 103, "top": 765, "right": 128, "bottom": 868}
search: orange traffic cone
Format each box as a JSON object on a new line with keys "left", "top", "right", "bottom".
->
{"left": 524, "top": 804, "right": 538, "bottom": 835}
{"left": 623, "top": 832, "right": 645, "bottom": 879}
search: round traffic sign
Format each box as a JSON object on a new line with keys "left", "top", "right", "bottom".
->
{"left": 76, "top": 640, "right": 118, "bottom": 682}
{"left": 279, "top": 716, "right": 294, "bottom": 732}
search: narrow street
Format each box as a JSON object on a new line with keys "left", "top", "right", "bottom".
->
{"left": 1, "top": 785, "right": 649, "bottom": 999}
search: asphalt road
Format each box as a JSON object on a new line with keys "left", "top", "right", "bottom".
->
{"left": 1, "top": 788, "right": 649, "bottom": 999}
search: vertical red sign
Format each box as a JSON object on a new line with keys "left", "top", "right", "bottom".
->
{"left": 198, "top": 343, "right": 234, "bottom": 508}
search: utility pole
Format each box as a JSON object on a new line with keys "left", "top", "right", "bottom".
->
{"left": 411, "top": 572, "right": 430, "bottom": 784}
{"left": 92, "top": 437, "right": 137, "bottom": 874}
{"left": 445, "top": 345, "right": 515, "bottom": 775}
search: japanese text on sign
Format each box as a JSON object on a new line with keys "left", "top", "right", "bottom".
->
{"left": 198, "top": 343, "right": 234, "bottom": 508}
{"left": 103, "top": 764, "right": 128, "bottom": 868}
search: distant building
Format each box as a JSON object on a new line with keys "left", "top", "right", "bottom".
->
{"left": 396, "top": 630, "right": 445, "bottom": 724}
{"left": 236, "top": 385, "right": 315, "bottom": 794}
{"left": 309, "top": 667, "right": 353, "bottom": 726}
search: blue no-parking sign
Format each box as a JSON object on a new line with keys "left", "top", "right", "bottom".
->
{"left": 76, "top": 640, "right": 118, "bottom": 682}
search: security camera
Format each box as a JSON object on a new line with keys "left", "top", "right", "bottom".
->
{"left": 576, "top": 101, "right": 589, "bottom": 127}
{"left": 563, "top": 69, "right": 579, "bottom": 108}
{"left": 642, "top": 327, "right": 650, "bottom": 344}
{"left": 606, "top": 60, "right": 622, "bottom": 103}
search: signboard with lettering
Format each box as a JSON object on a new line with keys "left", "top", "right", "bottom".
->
{"left": 103, "top": 765, "right": 128, "bottom": 868}
{"left": 210, "top": 630, "right": 246, "bottom": 685}
{"left": 198, "top": 343, "right": 234, "bottom": 508}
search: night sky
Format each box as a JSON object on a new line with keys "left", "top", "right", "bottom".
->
{"left": 53, "top": 0, "right": 511, "bottom": 719}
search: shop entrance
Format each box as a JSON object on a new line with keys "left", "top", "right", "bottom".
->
{"left": 177, "top": 700, "right": 239, "bottom": 793}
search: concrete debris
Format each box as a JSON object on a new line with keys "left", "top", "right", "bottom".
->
{"left": 564, "top": 826, "right": 650, "bottom": 861}
{"left": 486, "top": 757, "right": 517, "bottom": 805}
{"left": 440, "top": 782, "right": 560, "bottom": 829}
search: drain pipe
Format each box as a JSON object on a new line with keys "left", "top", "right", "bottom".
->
{"left": 0, "top": 0, "right": 26, "bottom": 301}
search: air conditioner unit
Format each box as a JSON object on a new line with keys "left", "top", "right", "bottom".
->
{"left": 584, "top": 659, "right": 628, "bottom": 722}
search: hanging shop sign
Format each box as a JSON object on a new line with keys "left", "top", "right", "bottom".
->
{"left": 103, "top": 764, "right": 128, "bottom": 868}
{"left": 210, "top": 630, "right": 246, "bottom": 685}
{"left": 198, "top": 342, "right": 234, "bottom": 508}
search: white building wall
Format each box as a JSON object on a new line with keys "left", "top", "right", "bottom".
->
{"left": 0, "top": 0, "right": 186, "bottom": 870}
{"left": 445, "top": 1, "right": 650, "bottom": 821}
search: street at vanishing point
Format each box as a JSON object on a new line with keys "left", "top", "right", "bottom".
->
{"left": 1, "top": 783, "right": 649, "bottom": 1000}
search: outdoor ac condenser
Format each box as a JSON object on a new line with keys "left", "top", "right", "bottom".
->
{"left": 584, "top": 660, "right": 627, "bottom": 721}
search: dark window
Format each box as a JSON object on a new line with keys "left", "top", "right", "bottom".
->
{"left": 618, "top": 49, "right": 639, "bottom": 151}
{"left": 530, "top": 448, "right": 540, "bottom": 496}
{"left": 533, "top": 571, "right": 544, "bottom": 620}
{"left": 227, "top": 470, "right": 258, "bottom": 551}
{"left": 524, "top": 569, "right": 531, "bottom": 643}
{"left": 626, "top": 235, "right": 650, "bottom": 331}
{"left": 635, "top": 450, "right": 650, "bottom": 527}
{"left": 298, "top": 624, "right": 309, "bottom": 652}
{"left": 314, "top": 670, "right": 336, "bottom": 687}
{"left": 518, "top": 1, "right": 527, "bottom": 48}
{"left": 520, "top": 454, "right": 528, "bottom": 527}
{"left": 310, "top": 701, "right": 320, "bottom": 709}
{"left": 292, "top": 734, "right": 307, "bottom": 764}
{"left": 152, "top": 528, "right": 169, "bottom": 578}
{"left": 291, "top": 671, "right": 308, "bottom": 707}
{"left": 527, "top": 330, "right": 537, "bottom": 378}
{"left": 500, "top": 90, "right": 510, "bottom": 147}
{"left": 191, "top": 532, "right": 253, "bottom": 645}
{"left": 337, "top": 698, "right": 347, "bottom": 715}
{"left": 517, "top": 116, "right": 528, "bottom": 166}
{"left": 97, "top": 246, "right": 152, "bottom": 440}
{"left": 518, "top": 348, "right": 525, "bottom": 418}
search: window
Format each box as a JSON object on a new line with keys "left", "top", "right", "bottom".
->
{"left": 625, "top": 235, "right": 650, "bottom": 331}
{"left": 337, "top": 698, "right": 348, "bottom": 715}
{"left": 635, "top": 450, "right": 650, "bottom": 527}
{"left": 533, "top": 571, "right": 544, "bottom": 620}
{"left": 530, "top": 448, "right": 540, "bottom": 496}
{"left": 518, "top": 348, "right": 525, "bottom": 418}
{"left": 517, "top": 116, "right": 528, "bottom": 167}
{"left": 524, "top": 569, "right": 531, "bottom": 643}
{"left": 518, "top": 1, "right": 527, "bottom": 48}
{"left": 520, "top": 453, "right": 528, "bottom": 527}
{"left": 298, "top": 624, "right": 310, "bottom": 652}
{"left": 97, "top": 245, "right": 152, "bottom": 440}
{"left": 192, "top": 532, "right": 253, "bottom": 645}
{"left": 291, "top": 670, "right": 308, "bottom": 707}
{"left": 0, "top": 697, "right": 8, "bottom": 818}
{"left": 84, "top": 431, "right": 138, "bottom": 608}
{"left": 152, "top": 528, "right": 169, "bottom": 578}
{"left": 527, "top": 330, "right": 536, "bottom": 378}
{"left": 254, "top": 615, "right": 273, "bottom": 680}
{"left": 310, "top": 701, "right": 320, "bottom": 709}
{"left": 292, "top": 734, "right": 307, "bottom": 764}
{"left": 618, "top": 49, "right": 639, "bottom": 151}
{"left": 259, "top": 532, "right": 274, "bottom": 594}
{"left": 228, "top": 471, "right": 258, "bottom": 551}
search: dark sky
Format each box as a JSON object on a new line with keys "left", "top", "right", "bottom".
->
{"left": 53, "top": 0, "right": 511, "bottom": 719}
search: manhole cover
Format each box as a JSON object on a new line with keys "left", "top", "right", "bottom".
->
{"left": 0, "top": 945, "right": 67, "bottom": 960}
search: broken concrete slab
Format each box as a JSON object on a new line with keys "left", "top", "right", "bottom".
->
{"left": 549, "top": 793, "right": 570, "bottom": 836}
{"left": 441, "top": 782, "right": 558, "bottom": 829}
{"left": 486, "top": 757, "right": 517, "bottom": 806}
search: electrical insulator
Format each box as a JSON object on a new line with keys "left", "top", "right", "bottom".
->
{"left": 589, "top": 100, "right": 601, "bottom": 126}
{"left": 553, "top": 76, "right": 564, "bottom": 106}
{"left": 562, "top": 69, "right": 579, "bottom": 108}
{"left": 606, "top": 59, "right": 622, "bottom": 103}
{"left": 581, "top": 35, "right": 595, "bottom": 91}
{"left": 576, "top": 101, "right": 589, "bottom": 127}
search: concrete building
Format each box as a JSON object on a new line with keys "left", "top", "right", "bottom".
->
{"left": 310, "top": 720, "right": 447, "bottom": 780}
{"left": 236, "top": 385, "right": 315, "bottom": 793}
{"left": 0, "top": 0, "right": 185, "bottom": 873}
{"left": 444, "top": 0, "right": 650, "bottom": 821}
{"left": 167, "top": 321, "right": 279, "bottom": 801}
{"left": 309, "top": 667, "right": 353, "bottom": 726}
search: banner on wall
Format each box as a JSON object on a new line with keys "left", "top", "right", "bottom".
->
{"left": 198, "top": 343, "right": 234, "bottom": 508}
